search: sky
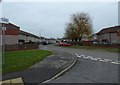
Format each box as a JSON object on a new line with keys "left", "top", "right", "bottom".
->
{"left": 0, "top": 1, "right": 118, "bottom": 38}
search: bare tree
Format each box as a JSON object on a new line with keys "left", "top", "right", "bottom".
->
{"left": 64, "top": 12, "right": 93, "bottom": 41}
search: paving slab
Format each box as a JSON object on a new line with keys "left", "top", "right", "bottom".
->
{"left": 2, "top": 77, "right": 24, "bottom": 85}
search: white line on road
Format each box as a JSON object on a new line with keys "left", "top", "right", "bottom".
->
{"left": 75, "top": 54, "right": 82, "bottom": 58}
{"left": 75, "top": 54, "right": 120, "bottom": 65}
{"left": 110, "top": 61, "right": 120, "bottom": 65}
{"left": 89, "top": 57, "right": 98, "bottom": 61}
{"left": 103, "top": 59, "right": 112, "bottom": 62}
{"left": 99, "top": 59, "right": 107, "bottom": 62}
{"left": 83, "top": 56, "right": 90, "bottom": 59}
{"left": 80, "top": 55, "right": 85, "bottom": 57}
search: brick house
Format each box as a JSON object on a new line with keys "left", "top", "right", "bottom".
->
{"left": 0, "top": 23, "right": 39, "bottom": 45}
{"left": 96, "top": 26, "right": 120, "bottom": 44}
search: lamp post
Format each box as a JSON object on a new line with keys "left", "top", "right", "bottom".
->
{"left": 39, "top": 29, "right": 43, "bottom": 45}
{"left": 1, "top": 17, "right": 9, "bottom": 65}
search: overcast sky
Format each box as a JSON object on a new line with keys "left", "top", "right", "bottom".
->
{"left": 1, "top": 2, "right": 118, "bottom": 38}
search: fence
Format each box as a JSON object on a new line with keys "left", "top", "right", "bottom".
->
{"left": 67, "top": 41, "right": 119, "bottom": 48}
{"left": 90, "top": 44, "right": 120, "bottom": 48}
{"left": 67, "top": 41, "right": 83, "bottom": 46}
{"left": 5, "top": 44, "right": 39, "bottom": 51}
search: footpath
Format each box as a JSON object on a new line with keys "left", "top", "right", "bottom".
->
{"left": 2, "top": 50, "right": 77, "bottom": 85}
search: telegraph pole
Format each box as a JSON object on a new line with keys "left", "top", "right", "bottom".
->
{"left": 39, "top": 29, "right": 43, "bottom": 45}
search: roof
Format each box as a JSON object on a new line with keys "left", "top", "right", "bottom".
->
{"left": 0, "top": 23, "right": 20, "bottom": 29}
{"left": 0, "top": 23, "right": 20, "bottom": 30}
{"left": 20, "top": 30, "right": 39, "bottom": 39}
{"left": 97, "top": 26, "right": 120, "bottom": 35}
{"left": 0, "top": 22, "right": 39, "bottom": 38}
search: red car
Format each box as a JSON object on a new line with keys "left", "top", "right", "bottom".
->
{"left": 59, "top": 42, "right": 73, "bottom": 46}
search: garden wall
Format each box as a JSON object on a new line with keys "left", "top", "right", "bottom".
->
{"left": 5, "top": 44, "right": 39, "bottom": 51}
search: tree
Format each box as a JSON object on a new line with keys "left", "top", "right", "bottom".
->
{"left": 64, "top": 12, "right": 93, "bottom": 41}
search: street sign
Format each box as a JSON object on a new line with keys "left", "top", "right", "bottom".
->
{"left": 1, "top": 17, "right": 9, "bottom": 24}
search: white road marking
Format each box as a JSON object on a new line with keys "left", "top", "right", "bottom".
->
{"left": 83, "top": 56, "right": 90, "bottom": 59}
{"left": 96, "top": 58, "right": 102, "bottom": 60}
{"left": 100, "top": 59, "right": 109, "bottom": 62}
{"left": 111, "top": 61, "right": 120, "bottom": 65}
{"left": 90, "top": 57, "right": 98, "bottom": 61}
{"left": 103, "top": 59, "right": 112, "bottom": 62}
{"left": 80, "top": 55, "right": 85, "bottom": 57}
{"left": 75, "top": 54, "right": 78, "bottom": 56}
{"left": 75, "top": 54, "right": 120, "bottom": 65}
{"left": 75, "top": 54, "right": 82, "bottom": 58}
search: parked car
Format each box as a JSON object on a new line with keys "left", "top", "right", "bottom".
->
{"left": 59, "top": 42, "right": 73, "bottom": 46}
{"left": 41, "top": 41, "right": 48, "bottom": 45}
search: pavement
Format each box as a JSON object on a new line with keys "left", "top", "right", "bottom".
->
{"left": 1, "top": 77, "right": 24, "bottom": 85}
{"left": 2, "top": 47, "right": 77, "bottom": 85}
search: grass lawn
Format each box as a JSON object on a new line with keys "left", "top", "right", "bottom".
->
{"left": 55, "top": 44, "right": 119, "bottom": 53}
{"left": 68, "top": 45, "right": 119, "bottom": 53}
{"left": 3, "top": 50, "right": 53, "bottom": 75}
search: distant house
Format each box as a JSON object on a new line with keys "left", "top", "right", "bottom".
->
{"left": 19, "top": 30, "right": 39, "bottom": 44}
{"left": 96, "top": 26, "right": 120, "bottom": 44}
{"left": 0, "top": 23, "right": 40, "bottom": 45}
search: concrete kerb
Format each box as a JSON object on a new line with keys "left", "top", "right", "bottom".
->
{"left": 40, "top": 54, "right": 77, "bottom": 84}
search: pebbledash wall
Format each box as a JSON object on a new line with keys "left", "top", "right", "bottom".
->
{"left": 92, "top": 26, "right": 120, "bottom": 44}
{"left": 0, "top": 23, "right": 39, "bottom": 45}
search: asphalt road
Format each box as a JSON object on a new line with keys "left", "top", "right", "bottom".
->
{"left": 40, "top": 45, "right": 119, "bottom": 83}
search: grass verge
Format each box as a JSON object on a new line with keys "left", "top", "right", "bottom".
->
{"left": 3, "top": 50, "right": 53, "bottom": 75}
{"left": 68, "top": 45, "right": 119, "bottom": 53}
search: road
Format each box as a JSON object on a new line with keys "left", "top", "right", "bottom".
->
{"left": 40, "top": 45, "right": 119, "bottom": 83}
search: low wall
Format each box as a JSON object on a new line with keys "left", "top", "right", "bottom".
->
{"left": 67, "top": 41, "right": 82, "bottom": 46}
{"left": 5, "top": 44, "right": 39, "bottom": 51}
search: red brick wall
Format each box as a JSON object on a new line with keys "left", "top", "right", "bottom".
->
{"left": 0, "top": 23, "right": 20, "bottom": 35}
{"left": 83, "top": 41, "right": 92, "bottom": 46}
{"left": 5, "top": 29, "right": 20, "bottom": 35}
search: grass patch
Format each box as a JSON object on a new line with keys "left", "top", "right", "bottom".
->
{"left": 3, "top": 50, "right": 53, "bottom": 75}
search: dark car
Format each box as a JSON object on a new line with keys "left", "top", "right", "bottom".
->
{"left": 41, "top": 41, "right": 48, "bottom": 45}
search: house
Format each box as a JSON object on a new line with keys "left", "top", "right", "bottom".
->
{"left": 0, "top": 22, "right": 40, "bottom": 45}
{"left": 96, "top": 26, "right": 120, "bottom": 44}
{"left": 19, "top": 30, "right": 39, "bottom": 44}
{"left": 0, "top": 23, "right": 20, "bottom": 45}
